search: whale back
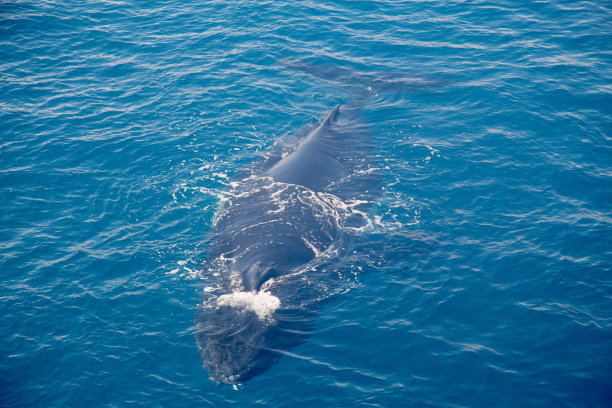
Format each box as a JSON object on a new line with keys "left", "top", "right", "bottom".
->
{"left": 196, "top": 104, "right": 381, "bottom": 384}
{"left": 267, "top": 105, "right": 343, "bottom": 191}
{"left": 268, "top": 105, "right": 378, "bottom": 199}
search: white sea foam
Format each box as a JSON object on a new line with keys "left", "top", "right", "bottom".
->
{"left": 167, "top": 258, "right": 199, "bottom": 279}
{"left": 217, "top": 290, "right": 281, "bottom": 320}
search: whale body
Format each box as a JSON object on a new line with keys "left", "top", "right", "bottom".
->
{"left": 195, "top": 104, "right": 380, "bottom": 384}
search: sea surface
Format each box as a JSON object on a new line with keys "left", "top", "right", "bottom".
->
{"left": 1, "top": 0, "right": 611, "bottom": 406}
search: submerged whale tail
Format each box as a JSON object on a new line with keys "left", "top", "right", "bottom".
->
{"left": 282, "top": 58, "right": 444, "bottom": 98}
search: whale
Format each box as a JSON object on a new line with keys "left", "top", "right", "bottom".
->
{"left": 195, "top": 103, "right": 381, "bottom": 384}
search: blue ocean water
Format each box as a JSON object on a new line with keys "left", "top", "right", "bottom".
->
{"left": 1, "top": 0, "right": 611, "bottom": 406}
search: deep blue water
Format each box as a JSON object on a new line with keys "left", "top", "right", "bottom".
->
{"left": 2, "top": 0, "right": 611, "bottom": 406}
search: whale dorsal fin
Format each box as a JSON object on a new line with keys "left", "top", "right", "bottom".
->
{"left": 266, "top": 105, "right": 344, "bottom": 191}
{"left": 320, "top": 104, "right": 339, "bottom": 128}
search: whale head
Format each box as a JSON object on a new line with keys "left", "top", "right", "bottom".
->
{"left": 195, "top": 287, "right": 318, "bottom": 384}
{"left": 195, "top": 290, "right": 282, "bottom": 384}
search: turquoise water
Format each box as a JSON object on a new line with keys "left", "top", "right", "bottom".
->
{"left": 1, "top": 0, "right": 611, "bottom": 406}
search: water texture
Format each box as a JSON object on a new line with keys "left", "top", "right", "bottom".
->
{"left": 1, "top": 0, "right": 611, "bottom": 407}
